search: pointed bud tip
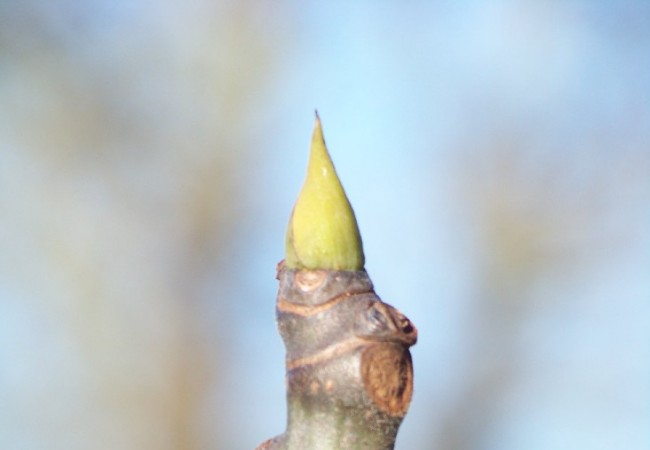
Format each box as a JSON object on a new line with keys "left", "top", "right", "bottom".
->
{"left": 285, "top": 114, "right": 365, "bottom": 271}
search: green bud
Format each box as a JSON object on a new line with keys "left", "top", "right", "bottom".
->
{"left": 285, "top": 113, "right": 365, "bottom": 271}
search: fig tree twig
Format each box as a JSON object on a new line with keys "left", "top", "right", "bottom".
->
{"left": 257, "top": 114, "right": 417, "bottom": 450}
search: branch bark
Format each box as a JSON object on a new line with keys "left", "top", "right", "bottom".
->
{"left": 257, "top": 263, "right": 417, "bottom": 450}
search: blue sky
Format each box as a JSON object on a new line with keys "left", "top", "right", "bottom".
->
{"left": 1, "top": 1, "right": 649, "bottom": 449}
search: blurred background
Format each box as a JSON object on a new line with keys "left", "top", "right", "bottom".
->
{"left": 1, "top": 1, "right": 649, "bottom": 449}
